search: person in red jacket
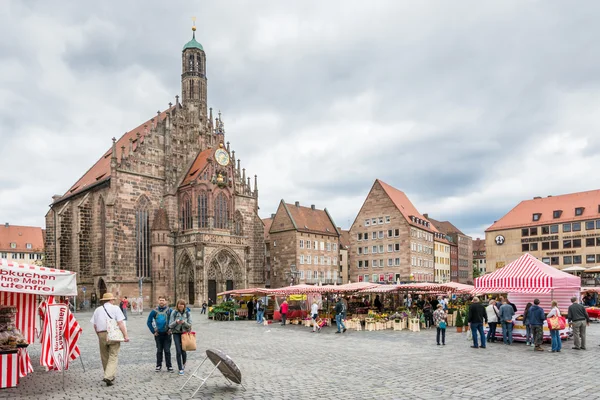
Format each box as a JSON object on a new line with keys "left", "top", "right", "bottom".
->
{"left": 280, "top": 300, "right": 289, "bottom": 326}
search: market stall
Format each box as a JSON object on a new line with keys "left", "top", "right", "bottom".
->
{"left": 0, "top": 259, "right": 78, "bottom": 388}
{"left": 214, "top": 288, "right": 275, "bottom": 320}
{"left": 474, "top": 253, "right": 580, "bottom": 341}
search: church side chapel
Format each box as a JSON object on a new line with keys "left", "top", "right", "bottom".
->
{"left": 45, "top": 24, "right": 265, "bottom": 306}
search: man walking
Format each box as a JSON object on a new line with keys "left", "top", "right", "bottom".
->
{"left": 467, "top": 297, "right": 487, "bottom": 348}
{"left": 146, "top": 296, "right": 173, "bottom": 372}
{"left": 120, "top": 296, "right": 129, "bottom": 321}
{"left": 201, "top": 300, "right": 207, "bottom": 315}
{"left": 498, "top": 299, "right": 515, "bottom": 345}
{"left": 529, "top": 299, "right": 545, "bottom": 351}
{"left": 90, "top": 293, "right": 129, "bottom": 386}
{"left": 247, "top": 298, "right": 254, "bottom": 321}
{"left": 567, "top": 296, "right": 590, "bottom": 350}
{"left": 256, "top": 299, "right": 265, "bottom": 324}
{"left": 335, "top": 297, "right": 347, "bottom": 334}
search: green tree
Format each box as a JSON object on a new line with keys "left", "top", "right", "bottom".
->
{"left": 473, "top": 264, "right": 481, "bottom": 279}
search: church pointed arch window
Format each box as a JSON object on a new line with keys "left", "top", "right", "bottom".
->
{"left": 188, "top": 54, "right": 194, "bottom": 72}
{"left": 180, "top": 194, "right": 192, "bottom": 230}
{"left": 135, "top": 196, "right": 151, "bottom": 278}
{"left": 198, "top": 191, "right": 208, "bottom": 229}
{"left": 99, "top": 196, "right": 106, "bottom": 269}
{"left": 214, "top": 192, "right": 229, "bottom": 230}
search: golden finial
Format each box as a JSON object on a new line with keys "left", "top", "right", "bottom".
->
{"left": 192, "top": 16, "right": 197, "bottom": 32}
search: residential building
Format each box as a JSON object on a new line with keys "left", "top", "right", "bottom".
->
{"left": 0, "top": 223, "right": 45, "bottom": 265}
{"left": 263, "top": 217, "right": 273, "bottom": 288}
{"left": 44, "top": 26, "right": 265, "bottom": 306}
{"left": 472, "top": 238, "right": 486, "bottom": 275}
{"left": 339, "top": 228, "right": 350, "bottom": 284}
{"left": 434, "top": 234, "right": 451, "bottom": 283}
{"left": 268, "top": 201, "right": 340, "bottom": 288}
{"left": 349, "top": 180, "right": 437, "bottom": 284}
{"left": 486, "top": 190, "right": 600, "bottom": 272}
{"left": 425, "top": 216, "right": 473, "bottom": 283}
{"left": 450, "top": 242, "right": 458, "bottom": 281}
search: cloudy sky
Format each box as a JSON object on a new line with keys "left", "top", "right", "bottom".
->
{"left": 1, "top": 1, "right": 600, "bottom": 240}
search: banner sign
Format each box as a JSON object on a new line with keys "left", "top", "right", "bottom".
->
{"left": 131, "top": 297, "right": 144, "bottom": 313}
{"left": 47, "top": 304, "right": 68, "bottom": 371}
{"left": 0, "top": 261, "right": 77, "bottom": 296}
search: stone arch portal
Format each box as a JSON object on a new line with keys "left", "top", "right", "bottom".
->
{"left": 207, "top": 249, "right": 243, "bottom": 303}
{"left": 177, "top": 253, "right": 195, "bottom": 306}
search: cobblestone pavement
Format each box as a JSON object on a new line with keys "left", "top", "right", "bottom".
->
{"left": 3, "top": 310, "right": 600, "bottom": 400}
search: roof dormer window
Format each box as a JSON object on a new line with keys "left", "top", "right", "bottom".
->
{"left": 532, "top": 213, "right": 541, "bottom": 221}
{"left": 575, "top": 207, "right": 584, "bottom": 216}
{"left": 553, "top": 210, "right": 562, "bottom": 219}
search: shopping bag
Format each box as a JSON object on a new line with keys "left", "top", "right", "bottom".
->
{"left": 547, "top": 316, "right": 566, "bottom": 330}
{"left": 466, "top": 328, "right": 472, "bottom": 341}
{"left": 181, "top": 332, "right": 197, "bottom": 351}
{"left": 106, "top": 319, "right": 125, "bottom": 342}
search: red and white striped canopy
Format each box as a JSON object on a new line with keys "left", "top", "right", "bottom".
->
{"left": 270, "top": 284, "right": 331, "bottom": 295}
{"left": 326, "top": 282, "right": 379, "bottom": 293}
{"left": 475, "top": 253, "right": 580, "bottom": 293}
{"left": 217, "top": 288, "right": 274, "bottom": 297}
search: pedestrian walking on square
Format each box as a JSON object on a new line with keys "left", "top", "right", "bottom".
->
{"left": 201, "top": 300, "right": 207, "bottom": 315}
{"left": 90, "top": 293, "right": 130, "bottom": 386}
{"left": 311, "top": 300, "right": 320, "bottom": 332}
{"left": 256, "top": 299, "right": 265, "bottom": 324}
{"left": 498, "top": 299, "right": 515, "bottom": 345}
{"left": 280, "top": 300, "right": 288, "bottom": 325}
{"left": 147, "top": 296, "right": 174, "bottom": 372}
{"left": 523, "top": 302, "right": 533, "bottom": 346}
{"left": 374, "top": 295, "right": 383, "bottom": 312}
{"left": 567, "top": 296, "right": 590, "bottom": 350}
{"left": 433, "top": 304, "right": 447, "bottom": 345}
{"left": 423, "top": 300, "right": 433, "bottom": 328}
{"left": 547, "top": 301, "right": 562, "bottom": 352}
{"left": 485, "top": 300, "right": 500, "bottom": 343}
{"left": 529, "top": 299, "right": 545, "bottom": 351}
{"left": 467, "top": 297, "right": 487, "bottom": 348}
{"left": 169, "top": 299, "right": 192, "bottom": 375}
{"left": 247, "top": 298, "right": 254, "bottom": 321}
{"left": 335, "top": 297, "right": 347, "bottom": 334}
{"left": 120, "top": 296, "right": 129, "bottom": 321}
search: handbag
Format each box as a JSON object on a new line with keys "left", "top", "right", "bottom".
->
{"left": 547, "top": 316, "right": 566, "bottom": 330}
{"left": 181, "top": 331, "right": 197, "bottom": 351}
{"left": 466, "top": 329, "right": 472, "bottom": 340}
{"left": 438, "top": 321, "right": 447, "bottom": 329}
{"left": 103, "top": 305, "right": 125, "bottom": 342}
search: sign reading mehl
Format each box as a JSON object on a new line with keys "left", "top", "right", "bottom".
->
{"left": 0, "top": 269, "right": 57, "bottom": 292}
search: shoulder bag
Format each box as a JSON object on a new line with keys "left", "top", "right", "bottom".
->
{"left": 103, "top": 305, "right": 125, "bottom": 342}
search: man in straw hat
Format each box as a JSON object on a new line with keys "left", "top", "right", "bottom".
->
{"left": 90, "top": 293, "right": 130, "bottom": 386}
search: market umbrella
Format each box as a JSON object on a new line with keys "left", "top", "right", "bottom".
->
{"left": 583, "top": 266, "right": 600, "bottom": 273}
{"left": 562, "top": 266, "right": 586, "bottom": 273}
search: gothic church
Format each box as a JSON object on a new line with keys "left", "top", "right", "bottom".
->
{"left": 45, "top": 26, "right": 265, "bottom": 306}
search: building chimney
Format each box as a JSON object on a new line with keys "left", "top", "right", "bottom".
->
{"left": 295, "top": 201, "right": 300, "bottom": 207}
{"left": 423, "top": 213, "right": 429, "bottom": 218}
{"left": 311, "top": 205, "right": 315, "bottom": 210}
{"left": 4, "top": 223, "right": 8, "bottom": 228}
{"left": 270, "top": 214, "right": 276, "bottom": 219}
{"left": 533, "top": 196, "right": 542, "bottom": 199}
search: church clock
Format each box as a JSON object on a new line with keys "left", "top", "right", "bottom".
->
{"left": 215, "top": 148, "right": 230, "bottom": 166}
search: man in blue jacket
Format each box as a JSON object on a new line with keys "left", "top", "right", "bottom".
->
{"left": 528, "top": 298, "right": 546, "bottom": 352}
{"left": 498, "top": 299, "right": 515, "bottom": 345}
{"left": 147, "top": 296, "right": 173, "bottom": 372}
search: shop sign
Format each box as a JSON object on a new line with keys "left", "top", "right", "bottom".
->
{"left": 546, "top": 250, "right": 576, "bottom": 256}
{"left": 562, "top": 233, "right": 600, "bottom": 240}
{"left": 521, "top": 235, "right": 558, "bottom": 243}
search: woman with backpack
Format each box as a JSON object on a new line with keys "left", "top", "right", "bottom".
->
{"left": 169, "top": 299, "right": 192, "bottom": 375}
{"left": 433, "top": 304, "right": 447, "bottom": 345}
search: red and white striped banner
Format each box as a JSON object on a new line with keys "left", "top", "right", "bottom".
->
{"left": 40, "top": 296, "right": 82, "bottom": 371}
{"left": 0, "top": 291, "right": 36, "bottom": 344}
{"left": 47, "top": 303, "right": 68, "bottom": 371}
{"left": 18, "top": 348, "right": 33, "bottom": 378}
{"left": 0, "top": 353, "right": 19, "bottom": 388}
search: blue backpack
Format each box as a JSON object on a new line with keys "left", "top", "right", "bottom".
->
{"left": 153, "top": 307, "right": 171, "bottom": 333}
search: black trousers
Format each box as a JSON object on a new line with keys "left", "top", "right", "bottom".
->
{"left": 155, "top": 332, "right": 172, "bottom": 368}
{"left": 281, "top": 313, "right": 287, "bottom": 325}
{"left": 436, "top": 327, "right": 446, "bottom": 344}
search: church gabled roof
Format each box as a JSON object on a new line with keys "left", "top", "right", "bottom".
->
{"left": 57, "top": 107, "right": 174, "bottom": 203}
{"left": 180, "top": 148, "right": 213, "bottom": 187}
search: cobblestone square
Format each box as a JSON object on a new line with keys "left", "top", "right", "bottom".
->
{"left": 2, "top": 309, "right": 600, "bottom": 400}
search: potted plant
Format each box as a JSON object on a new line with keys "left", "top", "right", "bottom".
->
{"left": 455, "top": 311, "right": 464, "bottom": 333}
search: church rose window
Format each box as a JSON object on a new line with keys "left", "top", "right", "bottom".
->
{"left": 198, "top": 191, "right": 208, "bottom": 228}
{"left": 214, "top": 193, "right": 229, "bottom": 229}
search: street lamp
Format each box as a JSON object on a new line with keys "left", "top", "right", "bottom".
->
{"left": 285, "top": 264, "right": 300, "bottom": 286}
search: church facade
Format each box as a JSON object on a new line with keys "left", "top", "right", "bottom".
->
{"left": 44, "top": 27, "right": 265, "bottom": 306}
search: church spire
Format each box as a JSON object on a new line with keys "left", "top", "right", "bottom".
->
{"left": 181, "top": 17, "right": 207, "bottom": 120}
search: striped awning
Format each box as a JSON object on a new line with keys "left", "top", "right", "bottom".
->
{"left": 475, "top": 253, "right": 581, "bottom": 292}
{"left": 325, "top": 282, "right": 379, "bottom": 293}
{"left": 269, "top": 284, "right": 331, "bottom": 295}
{"left": 217, "top": 288, "right": 274, "bottom": 297}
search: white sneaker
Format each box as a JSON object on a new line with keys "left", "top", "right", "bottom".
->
{"left": 179, "top": 370, "right": 184, "bottom": 376}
